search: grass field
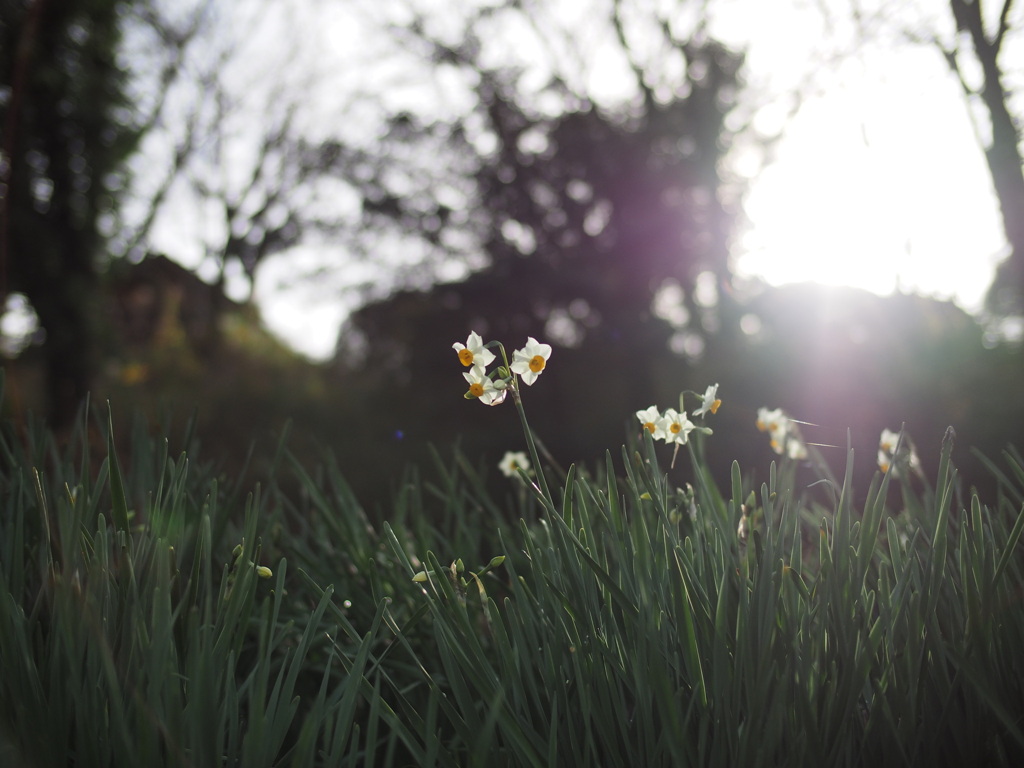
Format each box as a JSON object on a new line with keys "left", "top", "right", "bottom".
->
{"left": 1, "top": 362, "right": 1023, "bottom": 766}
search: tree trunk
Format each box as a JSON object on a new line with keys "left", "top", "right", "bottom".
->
{"left": 949, "top": 0, "right": 1024, "bottom": 313}
{"left": 1, "top": 0, "right": 129, "bottom": 429}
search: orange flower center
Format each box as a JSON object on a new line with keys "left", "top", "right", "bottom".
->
{"left": 458, "top": 348, "right": 475, "bottom": 366}
{"left": 644, "top": 422, "right": 656, "bottom": 434}
{"left": 528, "top": 355, "right": 546, "bottom": 373}
{"left": 709, "top": 399, "right": 721, "bottom": 414}
{"left": 468, "top": 382, "right": 485, "bottom": 398}
{"left": 670, "top": 422, "right": 682, "bottom": 434}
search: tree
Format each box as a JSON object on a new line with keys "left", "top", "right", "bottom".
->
{"left": 1, "top": 0, "right": 361, "bottom": 426}
{"left": 108, "top": 0, "right": 398, "bottom": 356}
{"left": 844, "top": 0, "right": 1024, "bottom": 317}
{"left": 338, "top": 0, "right": 744, "bottom": 345}
{"left": 939, "top": 0, "right": 1024, "bottom": 316}
{"left": 1, "top": 0, "right": 137, "bottom": 428}
{"left": 324, "top": 0, "right": 748, "bottom": 485}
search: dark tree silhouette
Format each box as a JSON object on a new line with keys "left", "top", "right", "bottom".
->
{"left": 338, "top": 13, "right": 744, "bottom": 346}
{"left": 1, "top": 0, "right": 137, "bottom": 428}
{"left": 2, "top": 0, "right": 356, "bottom": 419}
{"left": 875, "top": 0, "right": 1024, "bottom": 317}
{"left": 942, "top": 0, "right": 1024, "bottom": 316}
{"left": 327, "top": 7, "right": 747, "bottom": 484}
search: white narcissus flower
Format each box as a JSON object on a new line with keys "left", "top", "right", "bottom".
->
{"left": 657, "top": 408, "right": 695, "bottom": 445}
{"left": 879, "top": 428, "right": 900, "bottom": 456}
{"left": 756, "top": 407, "right": 790, "bottom": 454}
{"left": 878, "top": 449, "right": 892, "bottom": 474}
{"left": 785, "top": 435, "right": 808, "bottom": 460}
{"left": 694, "top": 383, "right": 722, "bottom": 417}
{"left": 498, "top": 451, "right": 531, "bottom": 478}
{"left": 463, "top": 367, "right": 507, "bottom": 406}
{"left": 756, "top": 407, "right": 787, "bottom": 438}
{"left": 878, "top": 428, "right": 900, "bottom": 473}
{"left": 452, "top": 331, "right": 495, "bottom": 371}
{"left": 908, "top": 446, "right": 921, "bottom": 470}
{"left": 757, "top": 406, "right": 806, "bottom": 459}
{"left": 636, "top": 406, "right": 666, "bottom": 440}
{"left": 878, "top": 428, "right": 920, "bottom": 474}
{"left": 510, "top": 337, "right": 552, "bottom": 385}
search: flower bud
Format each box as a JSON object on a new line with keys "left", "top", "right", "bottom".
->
{"left": 255, "top": 566, "right": 273, "bottom": 579}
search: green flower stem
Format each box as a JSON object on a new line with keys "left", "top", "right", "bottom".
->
{"left": 496, "top": 342, "right": 555, "bottom": 508}
{"left": 511, "top": 385, "right": 554, "bottom": 506}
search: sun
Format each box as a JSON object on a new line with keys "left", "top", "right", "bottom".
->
{"left": 732, "top": 66, "right": 1005, "bottom": 311}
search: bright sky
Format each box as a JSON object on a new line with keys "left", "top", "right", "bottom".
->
{"left": 733, "top": 60, "right": 1006, "bottom": 310}
{"left": 256, "top": 0, "right": 1013, "bottom": 360}
{"left": 8, "top": 1, "right": 1010, "bottom": 362}
{"left": 711, "top": 1, "right": 1011, "bottom": 312}
{"left": 258, "top": 65, "right": 1009, "bottom": 360}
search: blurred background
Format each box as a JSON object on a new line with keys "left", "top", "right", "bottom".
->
{"left": 2, "top": 0, "right": 1023, "bottom": 512}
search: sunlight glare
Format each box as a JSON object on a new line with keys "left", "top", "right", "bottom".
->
{"left": 733, "top": 53, "right": 1005, "bottom": 311}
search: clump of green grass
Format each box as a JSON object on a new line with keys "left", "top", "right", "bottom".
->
{"left": 1, "top": 364, "right": 1023, "bottom": 767}
{"left": 0, "top": 392, "right": 382, "bottom": 767}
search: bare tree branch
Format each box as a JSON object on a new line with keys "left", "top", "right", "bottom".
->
{"left": 611, "top": 0, "right": 655, "bottom": 108}
{"left": 996, "top": 0, "right": 1016, "bottom": 47}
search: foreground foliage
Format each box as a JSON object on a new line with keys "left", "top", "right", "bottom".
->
{"left": 1, "top": 381, "right": 1023, "bottom": 766}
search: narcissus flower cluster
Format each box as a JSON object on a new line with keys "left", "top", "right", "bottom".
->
{"left": 452, "top": 331, "right": 552, "bottom": 405}
{"left": 635, "top": 384, "right": 720, "bottom": 449}
{"left": 877, "top": 427, "right": 920, "bottom": 476}
{"left": 756, "top": 407, "right": 807, "bottom": 460}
